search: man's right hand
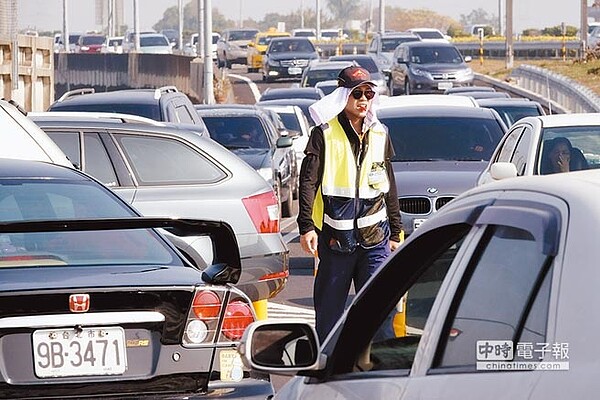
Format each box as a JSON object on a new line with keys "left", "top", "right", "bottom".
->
{"left": 300, "top": 230, "right": 318, "bottom": 255}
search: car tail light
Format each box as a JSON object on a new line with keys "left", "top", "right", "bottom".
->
{"left": 221, "top": 300, "right": 255, "bottom": 341}
{"left": 191, "top": 290, "right": 221, "bottom": 319}
{"left": 184, "top": 289, "right": 223, "bottom": 346}
{"left": 242, "top": 191, "right": 279, "bottom": 233}
{"left": 258, "top": 270, "right": 289, "bottom": 281}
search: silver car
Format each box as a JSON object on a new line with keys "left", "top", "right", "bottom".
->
{"left": 240, "top": 168, "right": 600, "bottom": 399}
{"left": 30, "top": 114, "right": 289, "bottom": 303}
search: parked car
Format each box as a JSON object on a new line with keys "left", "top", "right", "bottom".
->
{"left": 299, "top": 60, "right": 355, "bottom": 88}
{"left": 47, "top": 86, "right": 207, "bottom": 136}
{"left": 30, "top": 113, "right": 289, "bottom": 303}
{"left": 75, "top": 34, "right": 106, "bottom": 53}
{"left": 389, "top": 41, "right": 474, "bottom": 95}
{"left": 247, "top": 29, "right": 291, "bottom": 73}
{"left": 377, "top": 105, "right": 506, "bottom": 235}
{"left": 195, "top": 106, "right": 296, "bottom": 218}
{"left": 217, "top": 28, "right": 260, "bottom": 68}
{"left": 329, "top": 54, "right": 389, "bottom": 95}
{"left": 137, "top": 33, "right": 173, "bottom": 54}
{"left": 259, "top": 87, "right": 324, "bottom": 102}
{"left": 476, "top": 98, "right": 545, "bottom": 127}
{"left": 240, "top": 167, "right": 600, "bottom": 399}
{"left": 407, "top": 27, "right": 451, "bottom": 43}
{"left": 256, "top": 98, "right": 319, "bottom": 127}
{"left": 262, "top": 37, "right": 319, "bottom": 82}
{"left": 477, "top": 113, "right": 600, "bottom": 185}
{"left": 0, "top": 98, "right": 71, "bottom": 167}
{"left": 367, "top": 31, "right": 421, "bottom": 77}
{"left": 101, "top": 35, "right": 124, "bottom": 53}
{"left": 0, "top": 158, "right": 273, "bottom": 398}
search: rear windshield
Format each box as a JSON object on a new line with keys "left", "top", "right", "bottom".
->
{"left": 229, "top": 30, "right": 258, "bottom": 41}
{"left": 140, "top": 35, "right": 169, "bottom": 47}
{"left": 81, "top": 36, "right": 105, "bottom": 45}
{"left": 202, "top": 116, "right": 270, "bottom": 149}
{"left": 302, "top": 68, "right": 343, "bottom": 87}
{"left": 380, "top": 116, "right": 504, "bottom": 162}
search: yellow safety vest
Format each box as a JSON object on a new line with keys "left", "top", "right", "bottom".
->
{"left": 312, "top": 118, "right": 390, "bottom": 251}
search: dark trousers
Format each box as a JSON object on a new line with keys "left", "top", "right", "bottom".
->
{"left": 314, "top": 235, "right": 392, "bottom": 342}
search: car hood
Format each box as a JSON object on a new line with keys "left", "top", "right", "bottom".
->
{"left": 0, "top": 264, "right": 203, "bottom": 292}
{"left": 268, "top": 52, "right": 318, "bottom": 61}
{"left": 392, "top": 160, "right": 487, "bottom": 196}
{"left": 411, "top": 63, "right": 469, "bottom": 73}
{"left": 230, "top": 148, "right": 270, "bottom": 170}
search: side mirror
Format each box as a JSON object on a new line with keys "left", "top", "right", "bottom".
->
{"left": 276, "top": 136, "right": 294, "bottom": 148}
{"left": 490, "top": 162, "right": 518, "bottom": 181}
{"left": 464, "top": 55, "right": 472, "bottom": 63}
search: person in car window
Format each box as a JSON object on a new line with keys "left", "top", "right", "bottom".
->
{"left": 541, "top": 137, "right": 588, "bottom": 174}
{"left": 298, "top": 66, "right": 403, "bottom": 342}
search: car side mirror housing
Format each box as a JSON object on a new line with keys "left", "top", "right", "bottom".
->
{"left": 464, "top": 55, "right": 472, "bottom": 63}
{"left": 276, "top": 136, "right": 294, "bottom": 148}
{"left": 238, "top": 321, "right": 324, "bottom": 376}
{"left": 490, "top": 162, "right": 518, "bottom": 181}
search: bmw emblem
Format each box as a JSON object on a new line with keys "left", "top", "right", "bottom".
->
{"left": 427, "top": 187, "right": 438, "bottom": 194}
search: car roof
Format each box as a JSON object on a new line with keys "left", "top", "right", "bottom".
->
{"left": 51, "top": 89, "right": 172, "bottom": 106}
{"left": 378, "top": 94, "right": 479, "bottom": 109}
{"left": 29, "top": 111, "right": 166, "bottom": 125}
{"left": 377, "top": 31, "right": 419, "bottom": 38}
{"left": 306, "top": 60, "right": 355, "bottom": 71}
{"left": 475, "top": 98, "right": 539, "bottom": 107}
{"left": 401, "top": 41, "right": 455, "bottom": 48}
{"left": 377, "top": 104, "right": 499, "bottom": 119}
{"left": 0, "top": 158, "right": 85, "bottom": 180}
{"left": 449, "top": 91, "right": 511, "bottom": 99}
{"left": 516, "top": 113, "right": 600, "bottom": 128}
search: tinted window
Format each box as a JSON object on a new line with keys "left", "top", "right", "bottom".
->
{"left": 140, "top": 35, "right": 169, "bottom": 47}
{"left": 302, "top": 68, "right": 344, "bottom": 87}
{"left": 81, "top": 36, "right": 105, "bottom": 45}
{"left": 203, "top": 116, "right": 270, "bottom": 149}
{"left": 510, "top": 127, "right": 533, "bottom": 176}
{"left": 115, "top": 134, "right": 226, "bottom": 185}
{"left": 83, "top": 133, "right": 119, "bottom": 187}
{"left": 46, "top": 131, "right": 81, "bottom": 167}
{"left": 539, "top": 126, "right": 600, "bottom": 171}
{"left": 435, "top": 225, "right": 552, "bottom": 368}
{"left": 229, "top": 30, "right": 258, "bottom": 41}
{"left": 409, "top": 46, "right": 463, "bottom": 64}
{"left": 487, "top": 105, "right": 543, "bottom": 126}
{"left": 497, "top": 126, "right": 525, "bottom": 162}
{"left": 278, "top": 113, "right": 301, "bottom": 132}
{"left": 381, "top": 116, "right": 504, "bottom": 162}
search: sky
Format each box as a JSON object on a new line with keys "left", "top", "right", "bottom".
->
{"left": 17, "top": 0, "right": 587, "bottom": 35}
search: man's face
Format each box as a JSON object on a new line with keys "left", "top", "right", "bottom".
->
{"left": 344, "top": 84, "right": 375, "bottom": 120}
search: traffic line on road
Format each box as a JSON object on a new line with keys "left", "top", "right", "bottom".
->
{"left": 228, "top": 73, "right": 262, "bottom": 103}
{"left": 267, "top": 302, "right": 315, "bottom": 326}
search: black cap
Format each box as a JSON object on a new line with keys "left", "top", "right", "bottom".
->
{"left": 337, "top": 66, "right": 377, "bottom": 89}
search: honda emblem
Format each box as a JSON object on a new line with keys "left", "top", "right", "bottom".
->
{"left": 69, "top": 294, "right": 90, "bottom": 313}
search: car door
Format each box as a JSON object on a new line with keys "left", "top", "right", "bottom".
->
{"left": 279, "top": 190, "right": 565, "bottom": 400}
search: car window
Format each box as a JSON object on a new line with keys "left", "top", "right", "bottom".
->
{"left": 302, "top": 69, "right": 343, "bottom": 87}
{"left": 434, "top": 224, "right": 553, "bottom": 369}
{"left": 114, "top": 134, "right": 226, "bottom": 185}
{"left": 46, "top": 131, "right": 81, "bottom": 167}
{"left": 203, "top": 116, "right": 270, "bottom": 149}
{"left": 539, "top": 126, "right": 600, "bottom": 172}
{"left": 410, "top": 47, "right": 462, "bottom": 64}
{"left": 381, "top": 38, "right": 403, "bottom": 52}
{"left": 382, "top": 116, "right": 503, "bottom": 162}
{"left": 83, "top": 133, "right": 119, "bottom": 187}
{"left": 278, "top": 113, "right": 301, "bottom": 132}
{"left": 496, "top": 126, "right": 524, "bottom": 162}
{"left": 140, "top": 35, "right": 169, "bottom": 47}
{"left": 510, "top": 126, "right": 533, "bottom": 176}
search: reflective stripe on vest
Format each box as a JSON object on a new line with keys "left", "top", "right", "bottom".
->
{"left": 323, "top": 207, "right": 388, "bottom": 230}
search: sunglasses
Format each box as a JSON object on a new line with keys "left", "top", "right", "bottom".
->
{"left": 351, "top": 89, "right": 376, "bottom": 100}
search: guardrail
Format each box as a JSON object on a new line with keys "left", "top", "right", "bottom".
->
{"left": 510, "top": 64, "right": 600, "bottom": 113}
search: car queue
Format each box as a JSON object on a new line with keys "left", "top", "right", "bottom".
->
{"left": 6, "top": 26, "right": 600, "bottom": 399}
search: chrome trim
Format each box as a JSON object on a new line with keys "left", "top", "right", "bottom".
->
{"left": 0, "top": 311, "right": 165, "bottom": 329}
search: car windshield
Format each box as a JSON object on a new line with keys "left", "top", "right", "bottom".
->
{"left": 202, "top": 116, "right": 270, "bottom": 149}
{"left": 269, "top": 39, "right": 314, "bottom": 53}
{"left": 81, "top": 36, "right": 105, "bottom": 45}
{"left": 277, "top": 113, "right": 301, "bottom": 131}
{"left": 229, "top": 30, "right": 257, "bottom": 41}
{"left": 303, "top": 68, "right": 343, "bottom": 87}
{"left": 381, "top": 38, "right": 415, "bottom": 52}
{"left": 108, "top": 38, "right": 123, "bottom": 46}
{"left": 0, "top": 180, "right": 178, "bottom": 267}
{"left": 380, "top": 116, "right": 503, "bottom": 161}
{"left": 140, "top": 35, "right": 169, "bottom": 47}
{"left": 487, "top": 105, "right": 543, "bottom": 126}
{"left": 415, "top": 31, "right": 444, "bottom": 39}
{"left": 409, "top": 46, "right": 463, "bottom": 64}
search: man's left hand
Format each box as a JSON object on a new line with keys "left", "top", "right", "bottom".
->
{"left": 389, "top": 240, "right": 401, "bottom": 252}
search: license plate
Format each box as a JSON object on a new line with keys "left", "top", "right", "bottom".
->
{"left": 219, "top": 349, "right": 244, "bottom": 382}
{"left": 438, "top": 82, "right": 453, "bottom": 90}
{"left": 288, "top": 67, "right": 302, "bottom": 75}
{"left": 33, "top": 327, "right": 127, "bottom": 378}
{"left": 413, "top": 218, "right": 427, "bottom": 230}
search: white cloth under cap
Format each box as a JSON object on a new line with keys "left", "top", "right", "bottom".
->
{"left": 308, "top": 86, "right": 383, "bottom": 133}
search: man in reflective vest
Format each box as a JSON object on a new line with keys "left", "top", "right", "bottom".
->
{"left": 298, "top": 66, "right": 403, "bottom": 341}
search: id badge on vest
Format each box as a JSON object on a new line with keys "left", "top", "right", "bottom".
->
{"left": 368, "top": 162, "right": 387, "bottom": 190}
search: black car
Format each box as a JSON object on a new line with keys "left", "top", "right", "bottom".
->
{"left": 262, "top": 37, "right": 319, "bottom": 82}
{"left": 196, "top": 105, "right": 296, "bottom": 217}
{"left": 48, "top": 86, "right": 207, "bottom": 136}
{"left": 259, "top": 87, "right": 324, "bottom": 102}
{"left": 476, "top": 98, "right": 545, "bottom": 127}
{"left": 0, "top": 158, "right": 272, "bottom": 399}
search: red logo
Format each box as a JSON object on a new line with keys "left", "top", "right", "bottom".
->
{"left": 349, "top": 68, "right": 368, "bottom": 80}
{"left": 69, "top": 294, "right": 90, "bottom": 313}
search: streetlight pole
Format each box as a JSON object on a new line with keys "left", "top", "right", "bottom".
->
{"left": 505, "top": 0, "right": 513, "bottom": 68}
{"left": 204, "top": 0, "right": 214, "bottom": 104}
{"left": 316, "top": 0, "right": 321, "bottom": 40}
{"left": 133, "top": 0, "right": 140, "bottom": 52}
{"left": 498, "top": 0, "right": 502, "bottom": 36}
{"left": 582, "top": 0, "right": 588, "bottom": 60}
{"left": 178, "top": 0, "right": 183, "bottom": 51}
{"left": 378, "top": 0, "right": 385, "bottom": 34}
{"left": 300, "top": 0, "right": 304, "bottom": 29}
{"left": 62, "top": 0, "right": 70, "bottom": 53}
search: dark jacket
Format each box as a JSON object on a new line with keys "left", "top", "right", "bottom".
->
{"left": 297, "top": 112, "right": 403, "bottom": 242}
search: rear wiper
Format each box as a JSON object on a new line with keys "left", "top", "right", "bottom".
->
{"left": 226, "top": 145, "right": 251, "bottom": 149}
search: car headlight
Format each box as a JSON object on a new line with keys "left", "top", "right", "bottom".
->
{"left": 258, "top": 167, "right": 274, "bottom": 184}
{"left": 456, "top": 68, "right": 474, "bottom": 78}
{"left": 267, "top": 58, "right": 280, "bottom": 67}
{"left": 410, "top": 67, "right": 432, "bottom": 79}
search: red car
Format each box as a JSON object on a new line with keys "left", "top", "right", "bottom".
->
{"left": 76, "top": 34, "right": 106, "bottom": 53}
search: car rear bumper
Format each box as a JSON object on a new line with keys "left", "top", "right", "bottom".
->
{"left": 409, "top": 76, "right": 474, "bottom": 94}
{"left": 265, "top": 65, "right": 307, "bottom": 80}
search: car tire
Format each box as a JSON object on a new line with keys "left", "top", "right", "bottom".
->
{"left": 281, "top": 179, "right": 293, "bottom": 218}
{"left": 404, "top": 79, "right": 411, "bottom": 95}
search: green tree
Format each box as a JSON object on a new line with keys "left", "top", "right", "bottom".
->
{"left": 326, "top": 0, "right": 363, "bottom": 21}
{"left": 542, "top": 25, "right": 578, "bottom": 37}
{"left": 459, "top": 8, "right": 497, "bottom": 30}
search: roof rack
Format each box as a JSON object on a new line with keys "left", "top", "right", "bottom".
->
{"left": 57, "top": 88, "right": 95, "bottom": 102}
{"left": 153, "top": 86, "right": 179, "bottom": 99}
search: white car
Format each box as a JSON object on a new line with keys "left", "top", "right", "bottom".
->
{"left": 408, "top": 28, "right": 451, "bottom": 43}
{"left": 101, "top": 36, "right": 124, "bottom": 53}
{"left": 240, "top": 168, "right": 600, "bottom": 399}
{"left": 477, "top": 113, "right": 600, "bottom": 185}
